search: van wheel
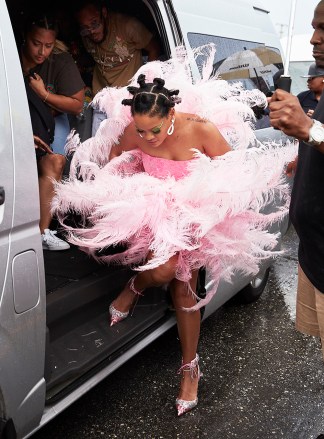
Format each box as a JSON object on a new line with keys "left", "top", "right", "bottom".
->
{"left": 236, "top": 267, "right": 270, "bottom": 304}
{"left": 197, "top": 268, "right": 207, "bottom": 318}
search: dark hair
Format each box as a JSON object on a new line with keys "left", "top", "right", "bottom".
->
{"left": 74, "top": 0, "right": 105, "bottom": 15}
{"left": 122, "top": 74, "right": 181, "bottom": 117}
{"left": 24, "top": 14, "right": 58, "bottom": 36}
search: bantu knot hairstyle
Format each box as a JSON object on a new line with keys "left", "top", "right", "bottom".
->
{"left": 122, "top": 74, "right": 181, "bottom": 117}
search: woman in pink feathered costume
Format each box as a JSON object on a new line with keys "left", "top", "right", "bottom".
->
{"left": 53, "top": 45, "right": 297, "bottom": 416}
{"left": 110, "top": 74, "right": 231, "bottom": 415}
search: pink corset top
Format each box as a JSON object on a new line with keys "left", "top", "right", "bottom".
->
{"left": 141, "top": 151, "right": 192, "bottom": 180}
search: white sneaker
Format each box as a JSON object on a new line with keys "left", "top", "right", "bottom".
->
{"left": 42, "top": 229, "right": 70, "bottom": 251}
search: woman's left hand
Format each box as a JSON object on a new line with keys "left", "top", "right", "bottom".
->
{"left": 29, "top": 73, "right": 48, "bottom": 101}
{"left": 286, "top": 156, "right": 298, "bottom": 177}
{"left": 33, "top": 135, "right": 53, "bottom": 154}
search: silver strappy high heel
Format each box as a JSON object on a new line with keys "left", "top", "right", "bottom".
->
{"left": 175, "top": 353, "right": 202, "bottom": 416}
{"left": 109, "top": 275, "right": 144, "bottom": 326}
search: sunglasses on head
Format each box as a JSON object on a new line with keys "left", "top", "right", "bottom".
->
{"left": 79, "top": 13, "right": 103, "bottom": 37}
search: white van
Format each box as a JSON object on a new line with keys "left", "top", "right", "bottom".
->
{"left": 0, "top": 0, "right": 287, "bottom": 437}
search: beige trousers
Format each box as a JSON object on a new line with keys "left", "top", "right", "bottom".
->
{"left": 296, "top": 265, "right": 324, "bottom": 360}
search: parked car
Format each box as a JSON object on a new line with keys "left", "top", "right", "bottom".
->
{"left": 0, "top": 0, "right": 288, "bottom": 437}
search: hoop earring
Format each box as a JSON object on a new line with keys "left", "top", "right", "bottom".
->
{"left": 167, "top": 118, "right": 175, "bottom": 135}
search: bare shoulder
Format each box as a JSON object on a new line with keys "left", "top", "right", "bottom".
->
{"left": 116, "top": 122, "right": 139, "bottom": 150}
{"left": 109, "top": 121, "right": 140, "bottom": 159}
{"left": 182, "top": 113, "right": 216, "bottom": 134}
{"left": 177, "top": 112, "right": 230, "bottom": 157}
{"left": 179, "top": 111, "right": 223, "bottom": 140}
{"left": 183, "top": 113, "right": 210, "bottom": 126}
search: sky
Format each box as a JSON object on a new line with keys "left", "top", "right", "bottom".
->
{"left": 265, "top": 0, "right": 318, "bottom": 38}
{"left": 240, "top": 0, "right": 318, "bottom": 61}
{"left": 241, "top": 0, "right": 318, "bottom": 38}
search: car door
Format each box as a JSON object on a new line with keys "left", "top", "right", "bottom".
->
{"left": 0, "top": 1, "right": 46, "bottom": 437}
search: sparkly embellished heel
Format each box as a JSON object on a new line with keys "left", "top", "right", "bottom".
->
{"left": 109, "top": 275, "right": 144, "bottom": 327}
{"left": 175, "top": 354, "right": 201, "bottom": 416}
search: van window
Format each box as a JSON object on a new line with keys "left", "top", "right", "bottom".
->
{"left": 187, "top": 32, "right": 283, "bottom": 95}
{"left": 289, "top": 61, "right": 313, "bottom": 95}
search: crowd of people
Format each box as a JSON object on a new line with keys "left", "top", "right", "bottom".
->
{"left": 15, "top": 0, "right": 324, "bottom": 420}
{"left": 20, "top": 0, "right": 161, "bottom": 250}
{"left": 269, "top": 0, "right": 324, "bottom": 367}
{"left": 22, "top": 14, "right": 85, "bottom": 250}
{"left": 298, "top": 62, "right": 324, "bottom": 116}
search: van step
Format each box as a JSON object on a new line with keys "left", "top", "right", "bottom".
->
{"left": 45, "top": 291, "right": 170, "bottom": 401}
{"left": 44, "top": 245, "right": 172, "bottom": 402}
{"left": 46, "top": 265, "right": 131, "bottom": 328}
{"left": 44, "top": 244, "right": 135, "bottom": 327}
{"left": 43, "top": 244, "right": 124, "bottom": 294}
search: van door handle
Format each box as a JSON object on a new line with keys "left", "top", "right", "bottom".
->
{"left": 0, "top": 186, "right": 5, "bottom": 205}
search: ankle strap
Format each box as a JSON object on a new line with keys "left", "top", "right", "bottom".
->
{"left": 129, "top": 275, "right": 144, "bottom": 296}
{"left": 178, "top": 354, "right": 200, "bottom": 379}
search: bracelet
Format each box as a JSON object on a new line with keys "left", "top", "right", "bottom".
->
{"left": 43, "top": 91, "right": 49, "bottom": 103}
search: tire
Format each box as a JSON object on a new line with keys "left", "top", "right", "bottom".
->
{"left": 196, "top": 268, "right": 207, "bottom": 318}
{"left": 235, "top": 266, "right": 271, "bottom": 304}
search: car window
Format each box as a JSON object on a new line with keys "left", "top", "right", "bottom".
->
{"left": 187, "top": 32, "right": 283, "bottom": 96}
{"left": 288, "top": 61, "right": 313, "bottom": 95}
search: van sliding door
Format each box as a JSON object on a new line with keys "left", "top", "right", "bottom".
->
{"left": 0, "top": 1, "right": 46, "bottom": 436}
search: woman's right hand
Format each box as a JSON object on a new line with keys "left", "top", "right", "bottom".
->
{"left": 29, "top": 73, "right": 48, "bottom": 101}
{"left": 269, "top": 89, "right": 312, "bottom": 140}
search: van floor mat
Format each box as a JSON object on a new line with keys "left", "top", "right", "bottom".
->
{"left": 45, "top": 293, "right": 170, "bottom": 401}
{"left": 43, "top": 245, "right": 103, "bottom": 279}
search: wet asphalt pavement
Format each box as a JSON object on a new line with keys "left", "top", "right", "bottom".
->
{"left": 33, "top": 226, "right": 324, "bottom": 439}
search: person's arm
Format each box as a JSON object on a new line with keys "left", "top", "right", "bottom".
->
{"left": 143, "top": 37, "right": 161, "bottom": 61}
{"left": 33, "top": 135, "right": 53, "bottom": 154}
{"left": 29, "top": 73, "right": 84, "bottom": 115}
{"left": 200, "top": 121, "right": 232, "bottom": 158}
{"left": 109, "top": 122, "right": 140, "bottom": 161}
{"left": 268, "top": 89, "right": 324, "bottom": 151}
{"left": 286, "top": 155, "right": 298, "bottom": 177}
{"left": 125, "top": 16, "right": 160, "bottom": 61}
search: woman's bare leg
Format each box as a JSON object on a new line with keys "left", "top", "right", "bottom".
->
{"left": 111, "top": 257, "right": 201, "bottom": 403}
{"left": 38, "top": 154, "right": 66, "bottom": 233}
{"left": 170, "top": 271, "right": 201, "bottom": 402}
{"left": 111, "top": 254, "right": 178, "bottom": 313}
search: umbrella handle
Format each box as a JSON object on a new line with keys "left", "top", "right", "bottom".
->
{"left": 273, "top": 0, "right": 296, "bottom": 95}
{"left": 283, "top": 0, "right": 297, "bottom": 77}
{"left": 273, "top": 76, "right": 291, "bottom": 130}
{"left": 276, "top": 75, "right": 291, "bottom": 92}
{"left": 274, "top": 75, "right": 291, "bottom": 130}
